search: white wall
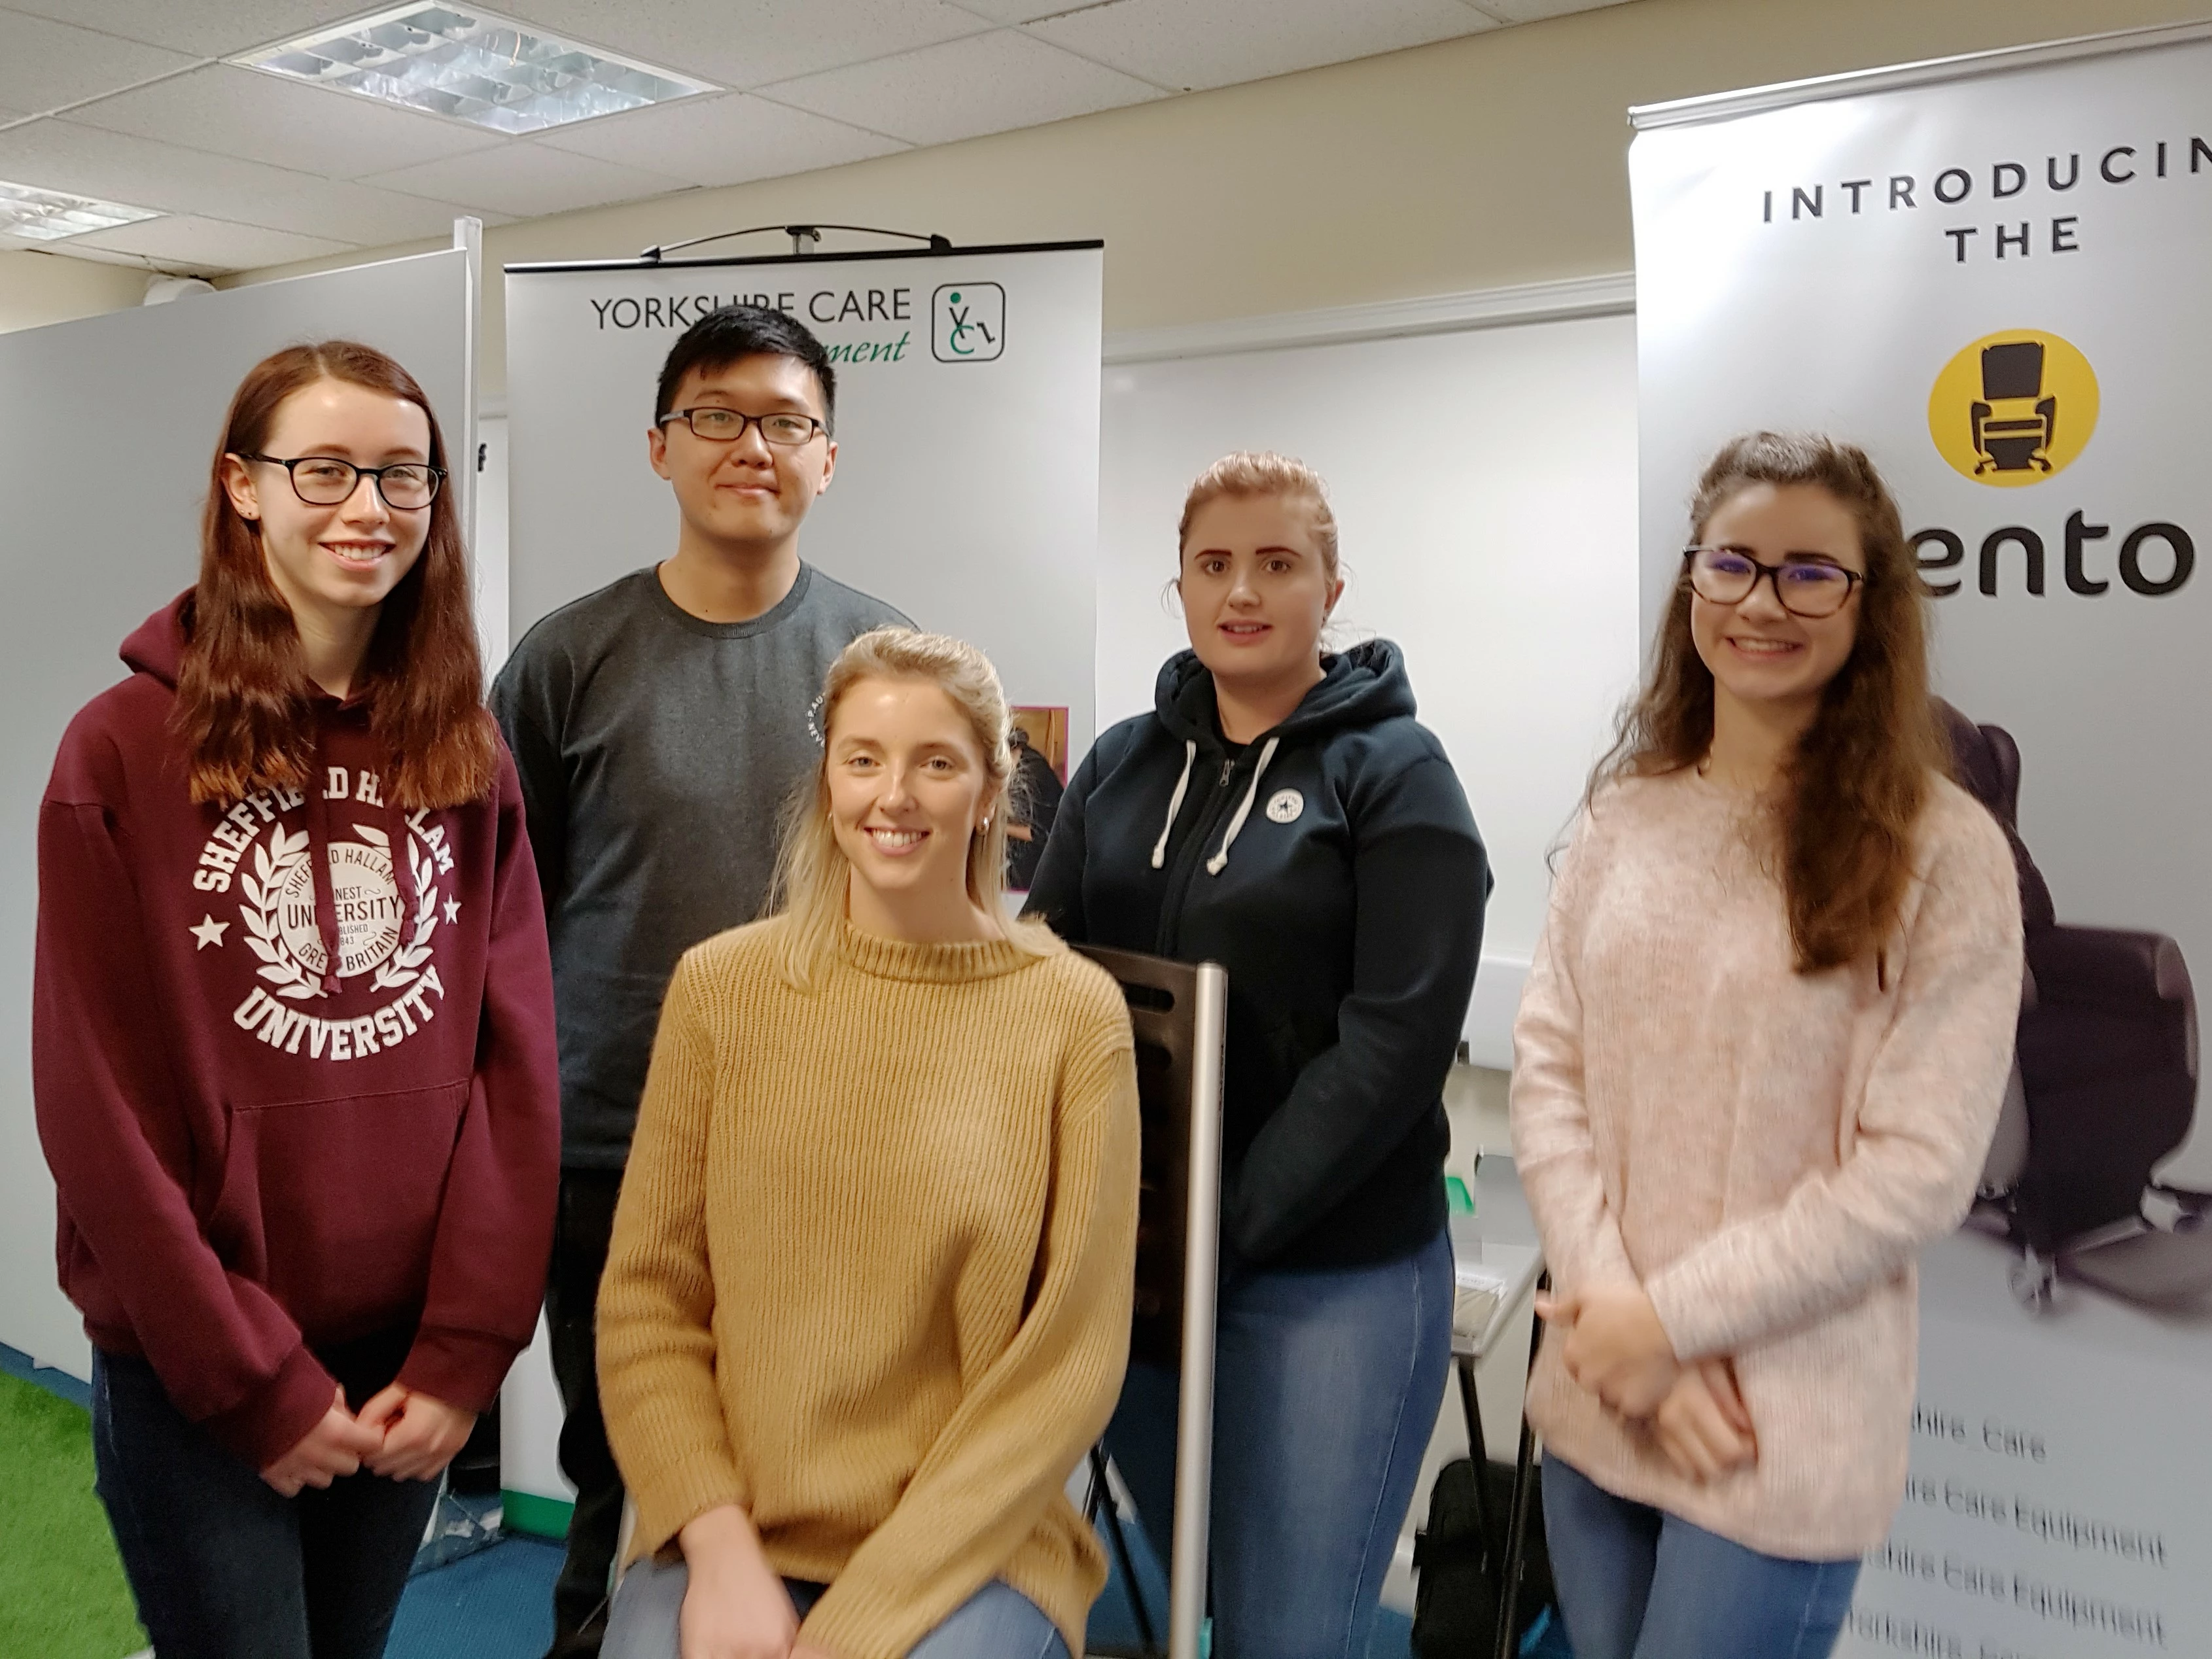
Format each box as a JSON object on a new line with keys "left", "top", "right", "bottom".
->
{"left": 0, "top": 250, "right": 147, "bottom": 334}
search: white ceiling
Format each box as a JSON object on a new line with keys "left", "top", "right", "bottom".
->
{"left": 0, "top": 0, "right": 1639, "bottom": 277}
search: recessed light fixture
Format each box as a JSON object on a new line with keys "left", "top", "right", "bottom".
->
{"left": 0, "top": 179, "right": 162, "bottom": 242}
{"left": 232, "top": 4, "right": 717, "bottom": 135}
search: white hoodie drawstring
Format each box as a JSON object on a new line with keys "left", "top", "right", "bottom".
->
{"left": 1150, "top": 741, "right": 1197, "bottom": 869}
{"left": 1206, "top": 737, "right": 1280, "bottom": 876}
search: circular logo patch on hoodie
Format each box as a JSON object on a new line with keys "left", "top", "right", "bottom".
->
{"left": 1266, "top": 788, "right": 1305, "bottom": 824}
{"left": 278, "top": 840, "right": 404, "bottom": 979}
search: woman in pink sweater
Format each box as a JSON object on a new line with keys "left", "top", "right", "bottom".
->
{"left": 1511, "top": 433, "right": 2023, "bottom": 1658}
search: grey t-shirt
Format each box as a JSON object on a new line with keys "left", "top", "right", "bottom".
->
{"left": 490, "top": 563, "right": 909, "bottom": 1168}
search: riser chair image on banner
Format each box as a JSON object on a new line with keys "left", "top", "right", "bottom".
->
{"left": 1971, "top": 340, "right": 2058, "bottom": 476}
{"left": 1940, "top": 701, "right": 2212, "bottom": 1310}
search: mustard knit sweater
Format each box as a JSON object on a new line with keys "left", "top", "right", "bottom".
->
{"left": 597, "top": 917, "right": 1140, "bottom": 1659}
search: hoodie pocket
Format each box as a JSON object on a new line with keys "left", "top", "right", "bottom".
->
{"left": 207, "top": 1080, "right": 469, "bottom": 1342}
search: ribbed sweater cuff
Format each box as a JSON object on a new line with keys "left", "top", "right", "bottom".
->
{"left": 201, "top": 1342, "right": 340, "bottom": 1470}
{"left": 801, "top": 1584, "right": 930, "bottom": 1659}
{"left": 629, "top": 1461, "right": 750, "bottom": 1563}
{"left": 1645, "top": 1255, "right": 1736, "bottom": 1362}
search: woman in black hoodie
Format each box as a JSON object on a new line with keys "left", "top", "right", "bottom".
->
{"left": 1025, "top": 451, "right": 1488, "bottom": 1656}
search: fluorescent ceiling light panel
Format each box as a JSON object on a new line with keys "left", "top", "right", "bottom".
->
{"left": 233, "top": 5, "right": 717, "bottom": 135}
{"left": 0, "top": 179, "right": 162, "bottom": 242}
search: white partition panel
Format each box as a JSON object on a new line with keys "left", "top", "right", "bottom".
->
{"left": 0, "top": 247, "right": 474, "bottom": 1376}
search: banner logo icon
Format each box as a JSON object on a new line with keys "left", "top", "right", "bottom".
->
{"left": 1928, "top": 329, "right": 2099, "bottom": 487}
{"left": 933, "top": 283, "right": 1004, "bottom": 362}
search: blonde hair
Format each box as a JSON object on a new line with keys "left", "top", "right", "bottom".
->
{"left": 1178, "top": 450, "right": 1340, "bottom": 580}
{"left": 769, "top": 626, "right": 1056, "bottom": 989}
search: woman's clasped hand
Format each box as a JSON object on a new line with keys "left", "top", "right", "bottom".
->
{"left": 256, "top": 1384, "right": 476, "bottom": 1497}
{"left": 671, "top": 1507, "right": 830, "bottom": 1659}
{"left": 1538, "top": 1285, "right": 1757, "bottom": 1484}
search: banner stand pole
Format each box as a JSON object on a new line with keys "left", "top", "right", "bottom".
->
{"left": 1171, "top": 964, "right": 1229, "bottom": 1659}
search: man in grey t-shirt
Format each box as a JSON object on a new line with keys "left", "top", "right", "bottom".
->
{"left": 491, "top": 306, "right": 906, "bottom": 1659}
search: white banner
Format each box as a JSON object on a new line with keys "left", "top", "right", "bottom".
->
{"left": 1632, "top": 25, "right": 2212, "bottom": 1659}
{"left": 504, "top": 241, "right": 1102, "bottom": 754}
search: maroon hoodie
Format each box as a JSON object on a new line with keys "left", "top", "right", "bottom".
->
{"left": 35, "top": 597, "right": 560, "bottom": 1470}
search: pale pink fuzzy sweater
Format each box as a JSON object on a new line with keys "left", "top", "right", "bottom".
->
{"left": 1511, "top": 768, "right": 2023, "bottom": 1558}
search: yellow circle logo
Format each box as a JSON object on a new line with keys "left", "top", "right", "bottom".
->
{"left": 1928, "top": 329, "right": 2098, "bottom": 487}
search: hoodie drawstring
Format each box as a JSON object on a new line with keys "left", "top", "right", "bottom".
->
{"left": 1206, "top": 737, "right": 1280, "bottom": 877}
{"left": 1150, "top": 741, "right": 1198, "bottom": 870}
{"left": 306, "top": 729, "right": 417, "bottom": 997}
{"left": 304, "top": 733, "right": 343, "bottom": 996}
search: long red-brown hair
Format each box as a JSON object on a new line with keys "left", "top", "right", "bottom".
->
{"left": 1594, "top": 432, "right": 1948, "bottom": 973}
{"left": 176, "top": 341, "right": 495, "bottom": 810}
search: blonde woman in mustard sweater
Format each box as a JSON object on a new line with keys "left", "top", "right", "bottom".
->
{"left": 594, "top": 627, "right": 1140, "bottom": 1659}
{"left": 1511, "top": 434, "right": 2024, "bottom": 1659}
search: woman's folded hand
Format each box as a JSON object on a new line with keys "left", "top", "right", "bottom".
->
{"left": 1651, "top": 1358, "right": 1758, "bottom": 1484}
{"left": 678, "top": 1505, "right": 801, "bottom": 1659}
{"left": 1541, "top": 1284, "right": 1681, "bottom": 1419}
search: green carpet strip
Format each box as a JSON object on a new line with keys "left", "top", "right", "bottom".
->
{"left": 0, "top": 1368, "right": 144, "bottom": 1659}
{"left": 499, "top": 1488, "right": 575, "bottom": 1540}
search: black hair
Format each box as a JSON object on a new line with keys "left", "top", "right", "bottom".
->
{"left": 655, "top": 304, "right": 837, "bottom": 434}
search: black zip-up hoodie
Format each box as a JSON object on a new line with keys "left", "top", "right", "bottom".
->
{"left": 1025, "top": 641, "right": 1488, "bottom": 1269}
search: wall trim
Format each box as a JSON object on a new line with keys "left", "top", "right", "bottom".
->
{"left": 1630, "top": 18, "right": 2212, "bottom": 130}
{"left": 501, "top": 1488, "right": 575, "bottom": 1539}
{"left": 1101, "top": 272, "right": 1635, "bottom": 365}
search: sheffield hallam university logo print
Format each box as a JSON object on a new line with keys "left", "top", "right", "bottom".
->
{"left": 932, "top": 283, "right": 1005, "bottom": 362}
{"left": 1928, "top": 330, "right": 2099, "bottom": 487}
{"left": 241, "top": 822, "right": 436, "bottom": 997}
{"left": 188, "top": 767, "right": 461, "bottom": 1061}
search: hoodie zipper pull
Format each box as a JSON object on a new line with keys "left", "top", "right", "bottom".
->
{"left": 1220, "top": 758, "right": 1235, "bottom": 787}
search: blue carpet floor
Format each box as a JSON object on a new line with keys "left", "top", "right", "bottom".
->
{"left": 390, "top": 1535, "right": 563, "bottom": 1659}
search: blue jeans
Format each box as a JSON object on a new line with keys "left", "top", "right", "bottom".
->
{"left": 1105, "top": 1225, "right": 1454, "bottom": 1659}
{"left": 1543, "top": 1456, "right": 1862, "bottom": 1659}
{"left": 90, "top": 1346, "right": 440, "bottom": 1659}
{"left": 603, "top": 1558, "right": 1070, "bottom": 1658}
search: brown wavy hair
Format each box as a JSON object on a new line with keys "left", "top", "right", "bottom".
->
{"left": 177, "top": 341, "right": 495, "bottom": 810}
{"left": 1594, "top": 432, "right": 1948, "bottom": 973}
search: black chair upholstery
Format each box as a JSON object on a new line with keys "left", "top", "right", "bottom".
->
{"left": 1939, "top": 701, "right": 2202, "bottom": 1259}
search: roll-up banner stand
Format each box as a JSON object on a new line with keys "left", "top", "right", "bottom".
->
{"left": 0, "top": 234, "right": 480, "bottom": 1376}
{"left": 502, "top": 240, "right": 1103, "bottom": 757}
{"left": 1631, "top": 25, "right": 2212, "bottom": 1658}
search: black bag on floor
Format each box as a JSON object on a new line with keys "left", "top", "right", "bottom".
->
{"left": 1411, "top": 1457, "right": 1555, "bottom": 1658}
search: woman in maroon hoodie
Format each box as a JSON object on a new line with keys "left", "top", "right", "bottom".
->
{"left": 35, "top": 340, "right": 560, "bottom": 1659}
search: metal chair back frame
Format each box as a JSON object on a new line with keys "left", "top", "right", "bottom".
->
{"left": 1076, "top": 945, "right": 1228, "bottom": 1659}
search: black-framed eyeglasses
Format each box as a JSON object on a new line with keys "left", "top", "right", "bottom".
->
{"left": 1683, "top": 545, "right": 1865, "bottom": 619}
{"left": 659, "top": 406, "right": 826, "bottom": 447}
{"left": 240, "top": 453, "right": 444, "bottom": 510}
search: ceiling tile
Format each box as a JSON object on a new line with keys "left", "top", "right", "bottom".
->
{"left": 500, "top": 0, "right": 993, "bottom": 91}
{"left": 364, "top": 142, "right": 693, "bottom": 218}
{"left": 943, "top": 1, "right": 1081, "bottom": 20}
{"left": 536, "top": 91, "right": 905, "bottom": 188}
{"left": 1029, "top": 0, "right": 1495, "bottom": 93}
{"left": 0, "top": 119, "right": 485, "bottom": 243}
{"left": 0, "top": 7, "right": 200, "bottom": 114}
{"left": 69, "top": 212, "right": 355, "bottom": 270}
{"left": 69, "top": 64, "right": 508, "bottom": 179}
{"left": 762, "top": 29, "right": 1163, "bottom": 148}
{"left": 0, "top": 1, "right": 377, "bottom": 58}
{"left": 1469, "top": 0, "right": 1638, "bottom": 22}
